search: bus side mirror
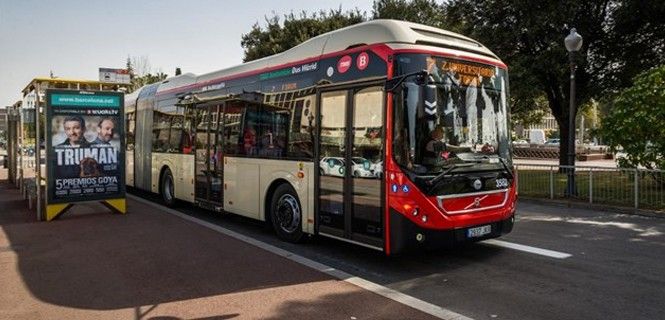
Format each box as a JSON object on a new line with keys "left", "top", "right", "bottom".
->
{"left": 384, "top": 70, "right": 429, "bottom": 93}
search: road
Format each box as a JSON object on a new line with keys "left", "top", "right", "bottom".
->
{"left": 161, "top": 193, "right": 665, "bottom": 320}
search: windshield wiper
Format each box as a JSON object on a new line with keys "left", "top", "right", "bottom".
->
{"left": 426, "top": 163, "right": 476, "bottom": 189}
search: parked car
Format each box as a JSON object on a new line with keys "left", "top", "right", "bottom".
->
{"left": 513, "top": 139, "right": 529, "bottom": 146}
{"left": 320, "top": 157, "right": 346, "bottom": 177}
{"left": 320, "top": 156, "right": 376, "bottom": 178}
{"left": 544, "top": 138, "right": 560, "bottom": 146}
{"left": 351, "top": 157, "right": 376, "bottom": 178}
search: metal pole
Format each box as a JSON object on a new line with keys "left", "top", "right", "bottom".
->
{"left": 589, "top": 168, "right": 593, "bottom": 204}
{"left": 549, "top": 166, "right": 554, "bottom": 199}
{"left": 35, "top": 82, "right": 42, "bottom": 221}
{"left": 634, "top": 169, "right": 639, "bottom": 209}
{"left": 566, "top": 51, "right": 577, "bottom": 197}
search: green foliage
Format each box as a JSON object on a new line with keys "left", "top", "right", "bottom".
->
{"left": 130, "top": 72, "right": 167, "bottom": 92}
{"left": 241, "top": 8, "right": 366, "bottom": 62}
{"left": 600, "top": 65, "right": 665, "bottom": 170}
{"left": 511, "top": 94, "right": 549, "bottom": 130}
{"left": 373, "top": 0, "right": 445, "bottom": 27}
{"left": 593, "top": 1, "right": 665, "bottom": 92}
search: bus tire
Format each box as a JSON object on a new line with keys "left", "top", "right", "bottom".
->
{"left": 269, "top": 183, "right": 304, "bottom": 243}
{"left": 161, "top": 168, "right": 176, "bottom": 208}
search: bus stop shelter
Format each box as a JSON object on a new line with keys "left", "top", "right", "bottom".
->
{"left": 7, "top": 78, "right": 130, "bottom": 221}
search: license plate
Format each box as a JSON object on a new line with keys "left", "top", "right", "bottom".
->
{"left": 467, "top": 225, "right": 492, "bottom": 238}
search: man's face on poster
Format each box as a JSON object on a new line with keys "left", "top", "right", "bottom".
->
{"left": 63, "top": 120, "right": 84, "bottom": 144}
{"left": 99, "top": 119, "right": 115, "bottom": 142}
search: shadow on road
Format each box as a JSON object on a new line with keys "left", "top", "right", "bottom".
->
{"left": 0, "top": 179, "right": 329, "bottom": 311}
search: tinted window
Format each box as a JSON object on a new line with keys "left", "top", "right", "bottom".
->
{"left": 126, "top": 111, "right": 135, "bottom": 151}
{"left": 152, "top": 110, "right": 171, "bottom": 153}
{"left": 287, "top": 96, "right": 315, "bottom": 159}
{"left": 224, "top": 103, "right": 243, "bottom": 156}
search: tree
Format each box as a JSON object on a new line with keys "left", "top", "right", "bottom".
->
{"left": 125, "top": 55, "right": 168, "bottom": 92}
{"left": 600, "top": 65, "right": 665, "bottom": 171}
{"left": 373, "top": 0, "right": 445, "bottom": 27}
{"left": 511, "top": 95, "right": 549, "bottom": 130}
{"left": 444, "top": 0, "right": 665, "bottom": 166}
{"left": 241, "top": 8, "right": 366, "bottom": 62}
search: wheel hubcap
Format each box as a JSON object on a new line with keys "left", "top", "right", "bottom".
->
{"left": 276, "top": 194, "right": 300, "bottom": 234}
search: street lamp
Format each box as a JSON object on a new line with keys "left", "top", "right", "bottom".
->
{"left": 564, "top": 28, "right": 583, "bottom": 196}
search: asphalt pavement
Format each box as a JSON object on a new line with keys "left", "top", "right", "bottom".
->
{"left": 169, "top": 194, "right": 665, "bottom": 320}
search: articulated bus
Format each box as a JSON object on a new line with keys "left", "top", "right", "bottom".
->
{"left": 125, "top": 20, "right": 516, "bottom": 254}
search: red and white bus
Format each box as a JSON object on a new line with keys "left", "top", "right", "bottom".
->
{"left": 125, "top": 19, "right": 516, "bottom": 254}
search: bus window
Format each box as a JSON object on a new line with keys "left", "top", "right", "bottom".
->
{"left": 287, "top": 96, "right": 315, "bottom": 159}
{"left": 257, "top": 109, "right": 288, "bottom": 158}
{"left": 224, "top": 103, "right": 242, "bottom": 155}
{"left": 169, "top": 109, "right": 185, "bottom": 153}
{"left": 242, "top": 108, "right": 261, "bottom": 156}
{"left": 126, "top": 111, "right": 135, "bottom": 151}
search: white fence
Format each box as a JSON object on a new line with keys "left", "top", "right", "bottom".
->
{"left": 515, "top": 164, "right": 665, "bottom": 211}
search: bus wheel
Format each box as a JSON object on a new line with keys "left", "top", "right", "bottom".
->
{"left": 161, "top": 168, "right": 176, "bottom": 208}
{"left": 270, "top": 184, "right": 304, "bottom": 243}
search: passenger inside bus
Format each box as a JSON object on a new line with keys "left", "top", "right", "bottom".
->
{"left": 180, "top": 131, "right": 193, "bottom": 154}
{"left": 243, "top": 127, "right": 257, "bottom": 155}
{"left": 258, "top": 129, "right": 284, "bottom": 157}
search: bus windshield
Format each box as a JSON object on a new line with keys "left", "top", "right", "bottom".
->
{"left": 393, "top": 54, "right": 511, "bottom": 175}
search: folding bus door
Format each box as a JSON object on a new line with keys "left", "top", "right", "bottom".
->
{"left": 316, "top": 82, "right": 385, "bottom": 250}
{"left": 194, "top": 104, "right": 224, "bottom": 207}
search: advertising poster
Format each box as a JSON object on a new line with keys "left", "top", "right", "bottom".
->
{"left": 46, "top": 89, "right": 125, "bottom": 204}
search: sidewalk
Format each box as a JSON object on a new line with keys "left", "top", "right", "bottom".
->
{"left": 0, "top": 169, "right": 440, "bottom": 320}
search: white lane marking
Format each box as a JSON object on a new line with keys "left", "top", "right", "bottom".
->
{"left": 128, "top": 194, "right": 473, "bottom": 320}
{"left": 483, "top": 239, "right": 572, "bottom": 259}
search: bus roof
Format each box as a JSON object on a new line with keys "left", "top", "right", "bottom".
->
{"left": 22, "top": 77, "right": 131, "bottom": 97}
{"left": 143, "top": 19, "right": 504, "bottom": 98}
{"left": 194, "top": 19, "right": 500, "bottom": 85}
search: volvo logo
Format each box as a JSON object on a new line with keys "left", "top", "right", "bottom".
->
{"left": 473, "top": 197, "right": 482, "bottom": 208}
{"left": 472, "top": 179, "right": 482, "bottom": 190}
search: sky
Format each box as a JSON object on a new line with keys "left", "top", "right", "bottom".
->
{"left": 0, "top": 0, "right": 375, "bottom": 106}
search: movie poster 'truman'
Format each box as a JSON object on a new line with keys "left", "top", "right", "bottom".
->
{"left": 46, "top": 90, "right": 125, "bottom": 204}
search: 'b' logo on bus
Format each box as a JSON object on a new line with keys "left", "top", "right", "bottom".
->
{"left": 357, "top": 52, "right": 369, "bottom": 71}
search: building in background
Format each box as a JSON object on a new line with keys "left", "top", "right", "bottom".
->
{"left": 0, "top": 107, "right": 7, "bottom": 134}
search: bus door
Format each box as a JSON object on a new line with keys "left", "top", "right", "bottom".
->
{"left": 316, "top": 83, "right": 385, "bottom": 250}
{"left": 194, "top": 103, "right": 224, "bottom": 207}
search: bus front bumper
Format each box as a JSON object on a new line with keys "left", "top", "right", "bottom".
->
{"left": 388, "top": 208, "right": 515, "bottom": 255}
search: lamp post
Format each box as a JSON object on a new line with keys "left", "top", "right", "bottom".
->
{"left": 564, "top": 28, "right": 583, "bottom": 197}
